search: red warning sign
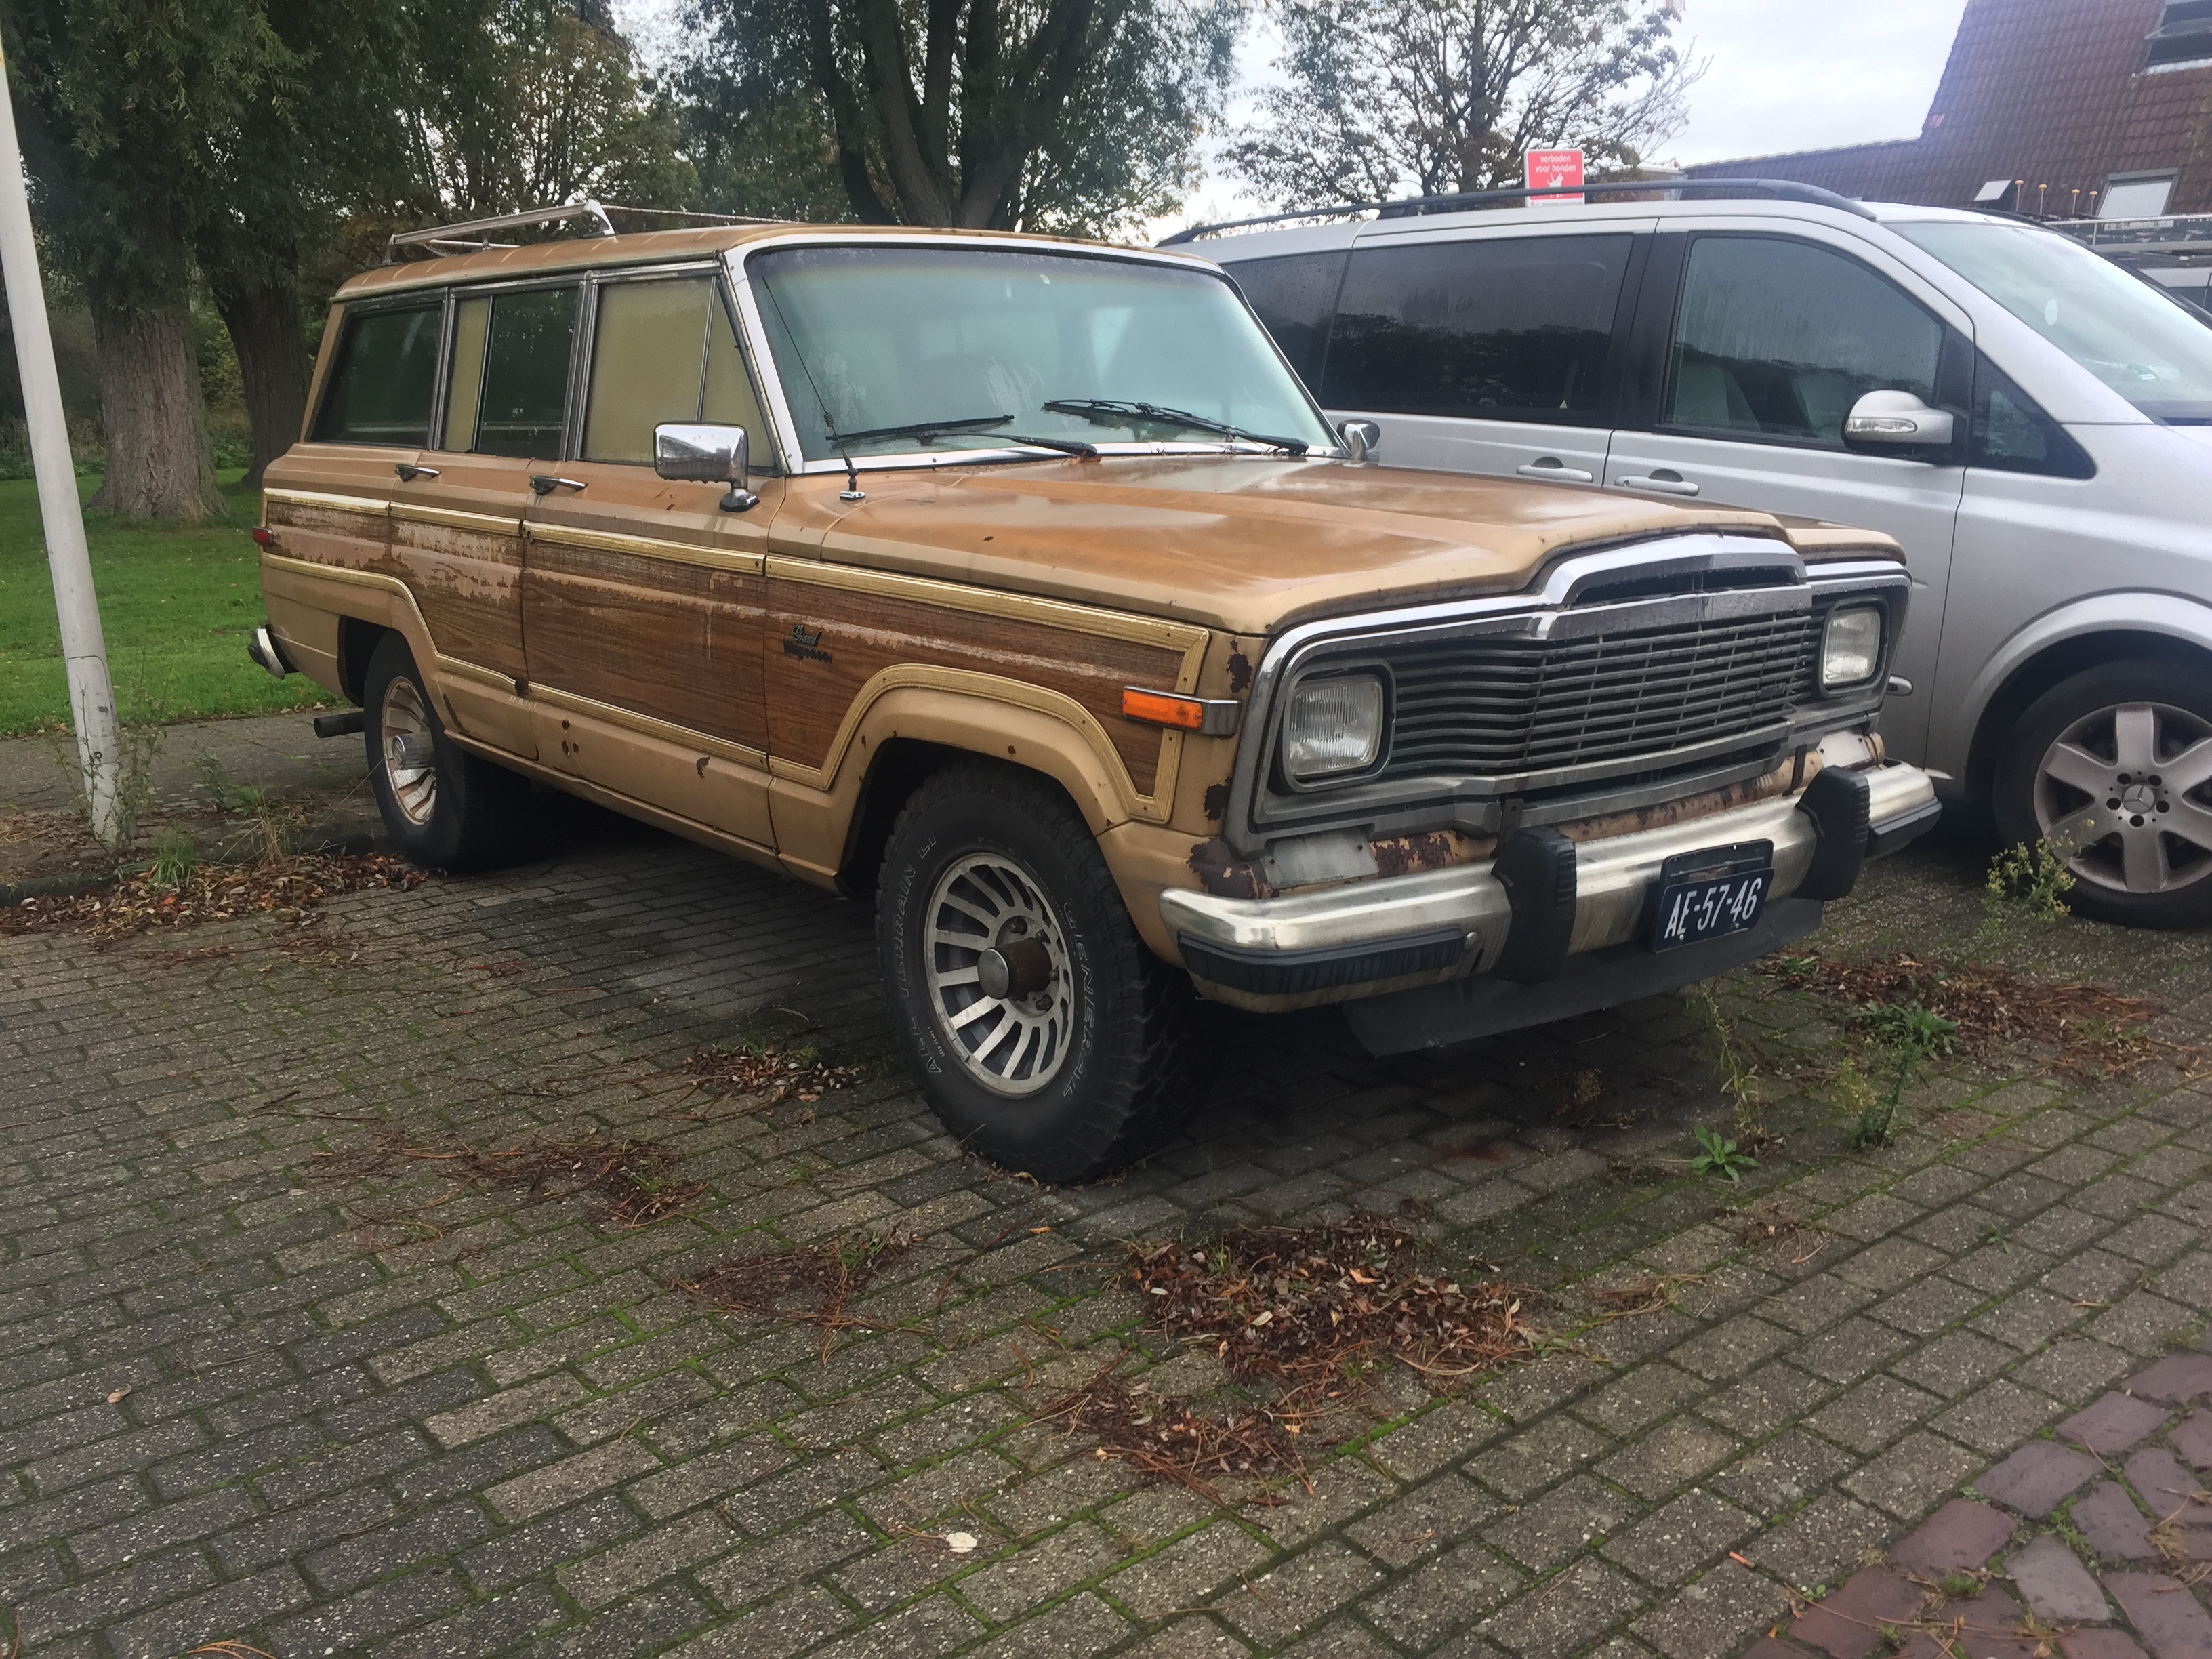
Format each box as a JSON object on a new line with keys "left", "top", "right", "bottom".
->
{"left": 1525, "top": 148, "right": 1586, "bottom": 205}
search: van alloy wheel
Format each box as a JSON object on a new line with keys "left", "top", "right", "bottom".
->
{"left": 2032, "top": 699, "right": 2212, "bottom": 896}
{"left": 924, "top": 852, "right": 1075, "bottom": 1094}
{"left": 377, "top": 674, "right": 440, "bottom": 827}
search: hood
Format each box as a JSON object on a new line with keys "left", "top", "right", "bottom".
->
{"left": 773, "top": 455, "right": 1896, "bottom": 637}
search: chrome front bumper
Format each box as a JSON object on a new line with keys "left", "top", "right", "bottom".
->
{"left": 1162, "top": 760, "right": 1939, "bottom": 1011}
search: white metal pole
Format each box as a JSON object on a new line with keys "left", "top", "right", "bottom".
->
{"left": 0, "top": 41, "right": 123, "bottom": 846}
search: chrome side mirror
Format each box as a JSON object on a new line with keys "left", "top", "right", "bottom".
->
{"left": 1337, "top": 419, "right": 1380, "bottom": 465}
{"left": 654, "top": 422, "right": 758, "bottom": 512}
{"left": 1841, "top": 391, "right": 1954, "bottom": 452}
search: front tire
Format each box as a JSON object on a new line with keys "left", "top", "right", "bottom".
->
{"left": 1992, "top": 659, "right": 2212, "bottom": 928}
{"left": 363, "top": 632, "right": 526, "bottom": 872}
{"left": 876, "top": 762, "right": 1203, "bottom": 1183}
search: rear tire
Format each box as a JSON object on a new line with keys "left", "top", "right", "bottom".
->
{"left": 1992, "top": 658, "right": 2212, "bottom": 928}
{"left": 876, "top": 762, "right": 1203, "bottom": 1183}
{"left": 363, "top": 632, "right": 527, "bottom": 872}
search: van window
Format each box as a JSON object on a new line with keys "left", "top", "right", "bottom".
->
{"left": 1223, "top": 251, "right": 1347, "bottom": 387}
{"left": 1664, "top": 237, "right": 1942, "bottom": 447}
{"left": 1971, "top": 353, "right": 2095, "bottom": 479}
{"left": 474, "top": 287, "right": 577, "bottom": 457}
{"left": 584, "top": 276, "right": 713, "bottom": 463}
{"left": 1320, "top": 234, "right": 1631, "bottom": 424}
{"left": 312, "top": 303, "right": 442, "bottom": 445}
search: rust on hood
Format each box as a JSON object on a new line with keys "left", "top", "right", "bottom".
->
{"left": 1189, "top": 837, "right": 1273, "bottom": 901}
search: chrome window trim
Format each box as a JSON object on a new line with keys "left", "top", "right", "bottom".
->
{"left": 1220, "top": 536, "right": 1910, "bottom": 855}
{"left": 723, "top": 234, "right": 1352, "bottom": 475}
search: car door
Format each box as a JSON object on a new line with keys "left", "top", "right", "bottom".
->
{"left": 1604, "top": 229, "right": 1973, "bottom": 762}
{"left": 1313, "top": 224, "right": 1651, "bottom": 485}
{"left": 381, "top": 281, "right": 565, "bottom": 760}
{"left": 518, "top": 265, "right": 779, "bottom": 853}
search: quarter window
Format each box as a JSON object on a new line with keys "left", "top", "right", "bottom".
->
{"left": 1224, "top": 251, "right": 1347, "bottom": 388}
{"left": 470, "top": 287, "right": 578, "bottom": 458}
{"left": 312, "top": 304, "right": 441, "bottom": 446}
{"left": 1664, "top": 237, "right": 1942, "bottom": 447}
{"left": 1320, "top": 234, "right": 1633, "bottom": 424}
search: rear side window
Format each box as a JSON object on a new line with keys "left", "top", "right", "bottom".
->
{"left": 583, "top": 275, "right": 773, "bottom": 466}
{"left": 1223, "top": 251, "right": 1347, "bottom": 388}
{"left": 1320, "top": 234, "right": 1632, "bottom": 424}
{"left": 468, "top": 287, "right": 578, "bottom": 457}
{"left": 1664, "top": 236, "right": 1941, "bottom": 447}
{"left": 312, "top": 304, "right": 441, "bottom": 445}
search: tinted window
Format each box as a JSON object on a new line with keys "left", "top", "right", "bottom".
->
{"left": 584, "top": 277, "right": 713, "bottom": 463}
{"left": 1320, "top": 234, "right": 1632, "bottom": 424}
{"left": 442, "top": 295, "right": 489, "bottom": 452}
{"left": 1223, "top": 251, "right": 1347, "bottom": 387}
{"left": 474, "top": 287, "right": 577, "bottom": 458}
{"left": 1665, "top": 237, "right": 1941, "bottom": 447}
{"left": 1971, "top": 353, "right": 2095, "bottom": 479}
{"left": 312, "top": 304, "right": 441, "bottom": 445}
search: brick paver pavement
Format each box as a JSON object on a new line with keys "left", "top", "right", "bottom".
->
{"left": 3, "top": 794, "right": 2209, "bottom": 1659}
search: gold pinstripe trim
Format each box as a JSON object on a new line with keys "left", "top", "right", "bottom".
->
{"left": 392, "top": 502, "right": 523, "bottom": 535}
{"left": 527, "top": 520, "right": 765, "bottom": 576}
{"left": 765, "top": 663, "right": 1172, "bottom": 823}
{"left": 264, "top": 487, "right": 390, "bottom": 518}
{"left": 764, "top": 553, "right": 1209, "bottom": 689}
{"left": 526, "top": 681, "right": 768, "bottom": 769}
{"left": 256, "top": 552, "right": 511, "bottom": 691}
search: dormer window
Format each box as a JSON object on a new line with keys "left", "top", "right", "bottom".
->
{"left": 2146, "top": 0, "right": 2212, "bottom": 68}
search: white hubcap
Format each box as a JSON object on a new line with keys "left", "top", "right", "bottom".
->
{"left": 2034, "top": 700, "right": 2212, "bottom": 895}
{"left": 923, "top": 853, "right": 1074, "bottom": 1095}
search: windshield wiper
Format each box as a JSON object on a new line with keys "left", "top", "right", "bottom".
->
{"left": 1042, "top": 398, "right": 1309, "bottom": 455}
{"left": 998, "top": 434, "right": 1097, "bottom": 457}
{"left": 827, "top": 413, "right": 1013, "bottom": 447}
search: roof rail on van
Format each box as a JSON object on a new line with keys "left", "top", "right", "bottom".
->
{"left": 384, "top": 201, "right": 787, "bottom": 262}
{"left": 1157, "top": 177, "right": 1877, "bottom": 247}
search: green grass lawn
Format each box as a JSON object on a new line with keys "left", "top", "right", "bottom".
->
{"left": 0, "top": 471, "right": 340, "bottom": 736}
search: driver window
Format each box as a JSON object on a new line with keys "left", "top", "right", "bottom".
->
{"left": 1664, "top": 236, "right": 1942, "bottom": 448}
{"left": 583, "top": 274, "right": 776, "bottom": 468}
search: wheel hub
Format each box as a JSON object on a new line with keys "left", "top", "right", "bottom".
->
{"left": 2032, "top": 699, "right": 2212, "bottom": 897}
{"left": 379, "top": 676, "right": 439, "bottom": 828}
{"left": 922, "top": 853, "right": 1073, "bottom": 1096}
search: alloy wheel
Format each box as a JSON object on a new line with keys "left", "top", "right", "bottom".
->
{"left": 2032, "top": 699, "right": 2212, "bottom": 895}
{"left": 923, "top": 852, "right": 1075, "bottom": 1095}
{"left": 378, "top": 674, "right": 440, "bottom": 828}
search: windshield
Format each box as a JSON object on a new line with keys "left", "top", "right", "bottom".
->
{"left": 746, "top": 244, "right": 1338, "bottom": 462}
{"left": 1898, "top": 220, "right": 2212, "bottom": 422}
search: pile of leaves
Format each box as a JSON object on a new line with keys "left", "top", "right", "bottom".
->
{"left": 1126, "top": 1215, "right": 1537, "bottom": 1398}
{"left": 316, "top": 1128, "right": 702, "bottom": 1232}
{"left": 1785, "top": 952, "right": 2190, "bottom": 1079}
{"left": 675, "top": 1231, "right": 909, "bottom": 1359}
{"left": 0, "top": 855, "right": 425, "bottom": 943}
{"left": 1034, "top": 1367, "right": 1299, "bottom": 1503}
{"left": 683, "top": 1042, "right": 862, "bottom": 1108}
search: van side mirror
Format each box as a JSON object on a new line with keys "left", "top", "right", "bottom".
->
{"left": 1841, "top": 391, "right": 1954, "bottom": 454}
{"left": 655, "top": 422, "right": 758, "bottom": 512}
{"left": 1337, "top": 419, "right": 1380, "bottom": 465}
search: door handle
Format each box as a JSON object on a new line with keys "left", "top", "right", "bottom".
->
{"left": 529, "top": 474, "right": 587, "bottom": 495}
{"left": 394, "top": 464, "right": 441, "bottom": 483}
{"left": 1615, "top": 470, "right": 1700, "bottom": 496}
{"left": 1516, "top": 458, "right": 1595, "bottom": 484}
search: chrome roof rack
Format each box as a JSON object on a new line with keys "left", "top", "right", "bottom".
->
{"left": 1157, "top": 176, "right": 1876, "bottom": 247}
{"left": 384, "top": 201, "right": 789, "bottom": 262}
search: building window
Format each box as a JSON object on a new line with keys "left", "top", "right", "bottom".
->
{"left": 2101, "top": 172, "right": 2178, "bottom": 220}
{"left": 2146, "top": 0, "right": 2212, "bottom": 68}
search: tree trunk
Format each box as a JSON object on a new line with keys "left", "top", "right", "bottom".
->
{"left": 85, "top": 289, "right": 223, "bottom": 522}
{"left": 211, "top": 270, "right": 308, "bottom": 491}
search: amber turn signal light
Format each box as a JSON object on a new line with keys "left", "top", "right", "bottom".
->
{"left": 1120, "top": 687, "right": 1241, "bottom": 737}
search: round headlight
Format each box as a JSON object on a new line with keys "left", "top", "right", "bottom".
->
{"left": 1820, "top": 605, "right": 1883, "bottom": 691}
{"left": 1284, "top": 674, "right": 1385, "bottom": 781}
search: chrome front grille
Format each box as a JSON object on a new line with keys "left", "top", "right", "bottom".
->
{"left": 1378, "top": 609, "right": 1819, "bottom": 787}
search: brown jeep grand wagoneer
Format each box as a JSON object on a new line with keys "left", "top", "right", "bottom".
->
{"left": 250, "top": 209, "right": 1939, "bottom": 1181}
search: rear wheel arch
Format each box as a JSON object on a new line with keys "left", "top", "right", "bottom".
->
{"left": 1966, "top": 629, "right": 2212, "bottom": 803}
{"left": 337, "top": 615, "right": 392, "bottom": 708}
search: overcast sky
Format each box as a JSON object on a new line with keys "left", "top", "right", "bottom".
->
{"left": 612, "top": 0, "right": 1972, "bottom": 225}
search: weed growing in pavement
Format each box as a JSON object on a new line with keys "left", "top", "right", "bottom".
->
{"left": 1851, "top": 1001, "right": 1958, "bottom": 1148}
{"left": 1690, "top": 1123, "right": 1757, "bottom": 1181}
{"left": 147, "top": 830, "right": 197, "bottom": 890}
{"left": 47, "top": 680, "right": 167, "bottom": 850}
{"left": 193, "top": 753, "right": 291, "bottom": 864}
{"left": 1691, "top": 984, "right": 1766, "bottom": 1145}
{"left": 1978, "top": 838, "right": 2074, "bottom": 951}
